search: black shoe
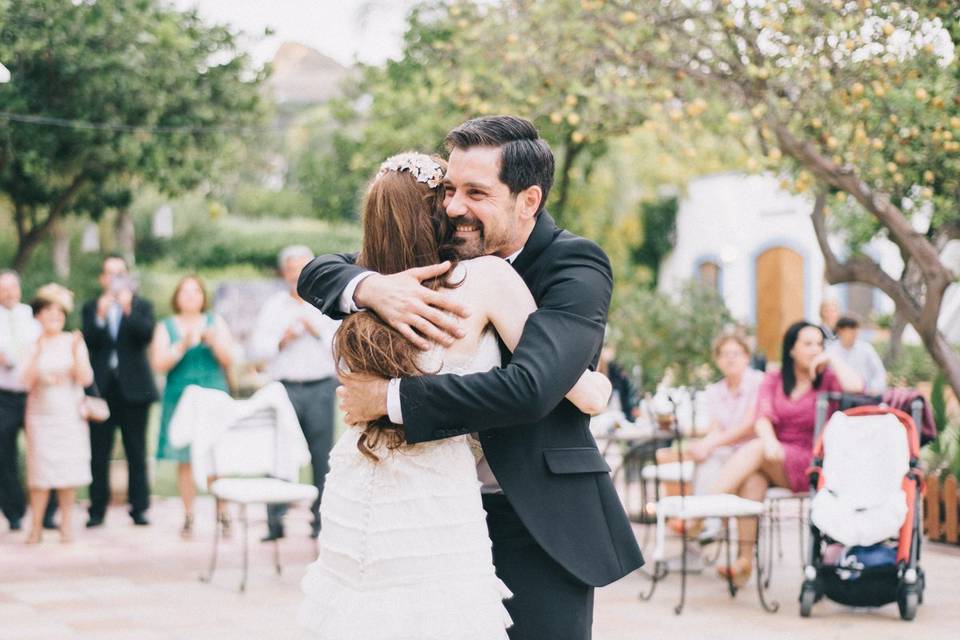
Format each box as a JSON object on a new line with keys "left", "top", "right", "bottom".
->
{"left": 309, "top": 521, "right": 321, "bottom": 539}
{"left": 42, "top": 516, "right": 58, "bottom": 530}
{"left": 86, "top": 515, "right": 105, "bottom": 528}
{"left": 8, "top": 519, "right": 21, "bottom": 532}
{"left": 130, "top": 511, "right": 150, "bottom": 526}
{"left": 261, "top": 525, "right": 284, "bottom": 542}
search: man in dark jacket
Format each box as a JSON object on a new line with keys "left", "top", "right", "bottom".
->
{"left": 82, "top": 255, "right": 158, "bottom": 527}
{"left": 298, "top": 116, "right": 642, "bottom": 640}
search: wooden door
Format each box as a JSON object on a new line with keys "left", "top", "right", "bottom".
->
{"left": 755, "top": 247, "right": 804, "bottom": 361}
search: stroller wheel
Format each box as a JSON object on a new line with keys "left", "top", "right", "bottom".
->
{"left": 917, "top": 569, "right": 925, "bottom": 605}
{"left": 898, "top": 588, "right": 919, "bottom": 621}
{"left": 799, "top": 584, "right": 816, "bottom": 618}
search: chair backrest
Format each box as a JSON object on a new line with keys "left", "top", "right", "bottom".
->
{"left": 208, "top": 406, "right": 280, "bottom": 478}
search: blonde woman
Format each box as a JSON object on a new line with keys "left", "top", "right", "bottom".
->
{"left": 22, "top": 284, "right": 93, "bottom": 543}
{"left": 150, "top": 276, "right": 234, "bottom": 538}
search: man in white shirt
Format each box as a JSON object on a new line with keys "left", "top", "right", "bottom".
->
{"left": 828, "top": 315, "right": 888, "bottom": 395}
{"left": 249, "top": 246, "right": 339, "bottom": 540}
{"left": 0, "top": 270, "right": 41, "bottom": 531}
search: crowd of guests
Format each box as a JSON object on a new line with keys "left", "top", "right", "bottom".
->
{"left": 644, "top": 301, "right": 894, "bottom": 586}
{"left": 0, "top": 246, "right": 338, "bottom": 544}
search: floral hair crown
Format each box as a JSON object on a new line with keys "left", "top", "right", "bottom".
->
{"left": 376, "top": 152, "right": 444, "bottom": 189}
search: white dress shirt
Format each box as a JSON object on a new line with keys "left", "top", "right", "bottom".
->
{"left": 0, "top": 302, "right": 40, "bottom": 392}
{"left": 250, "top": 289, "right": 340, "bottom": 382}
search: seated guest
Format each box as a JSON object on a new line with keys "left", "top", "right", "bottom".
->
{"left": 151, "top": 276, "right": 235, "bottom": 539}
{"left": 598, "top": 345, "right": 638, "bottom": 419}
{"left": 22, "top": 284, "right": 94, "bottom": 543}
{"left": 687, "top": 332, "right": 764, "bottom": 496}
{"left": 827, "top": 315, "right": 887, "bottom": 395}
{"left": 711, "top": 320, "right": 862, "bottom": 585}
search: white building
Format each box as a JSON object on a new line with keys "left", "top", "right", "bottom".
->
{"left": 658, "top": 172, "right": 960, "bottom": 360}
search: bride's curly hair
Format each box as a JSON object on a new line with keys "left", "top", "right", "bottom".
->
{"left": 334, "top": 156, "right": 461, "bottom": 462}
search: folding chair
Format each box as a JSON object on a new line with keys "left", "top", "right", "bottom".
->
{"left": 196, "top": 406, "right": 319, "bottom": 592}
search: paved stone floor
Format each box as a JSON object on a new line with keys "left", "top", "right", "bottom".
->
{"left": 2, "top": 496, "right": 958, "bottom": 639}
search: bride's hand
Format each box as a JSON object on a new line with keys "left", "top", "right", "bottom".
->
{"left": 354, "top": 262, "right": 470, "bottom": 351}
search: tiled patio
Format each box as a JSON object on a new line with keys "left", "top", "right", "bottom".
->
{"left": 2, "top": 496, "right": 958, "bottom": 639}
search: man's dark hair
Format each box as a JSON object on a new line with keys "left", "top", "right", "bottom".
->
{"left": 102, "top": 253, "right": 128, "bottom": 270}
{"left": 835, "top": 315, "right": 860, "bottom": 331}
{"left": 444, "top": 115, "right": 555, "bottom": 213}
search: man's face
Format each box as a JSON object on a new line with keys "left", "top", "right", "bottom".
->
{"left": 837, "top": 327, "right": 857, "bottom": 349}
{"left": 99, "top": 258, "right": 128, "bottom": 292}
{"left": 281, "top": 255, "right": 312, "bottom": 290}
{"left": 443, "top": 146, "right": 525, "bottom": 259}
{"left": 0, "top": 274, "right": 21, "bottom": 309}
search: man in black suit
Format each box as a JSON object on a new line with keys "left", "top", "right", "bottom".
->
{"left": 82, "top": 255, "right": 158, "bottom": 527}
{"left": 298, "top": 116, "right": 643, "bottom": 640}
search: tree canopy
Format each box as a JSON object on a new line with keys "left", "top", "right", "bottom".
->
{"left": 0, "top": 0, "right": 266, "bottom": 269}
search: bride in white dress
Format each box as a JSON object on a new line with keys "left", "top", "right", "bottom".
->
{"left": 299, "top": 153, "right": 611, "bottom": 640}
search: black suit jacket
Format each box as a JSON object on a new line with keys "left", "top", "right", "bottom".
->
{"left": 81, "top": 295, "right": 159, "bottom": 404}
{"left": 298, "top": 211, "right": 644, "bottom": 587}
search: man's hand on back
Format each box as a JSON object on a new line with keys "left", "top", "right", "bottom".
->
{"left": 354, "top": 261, "right": 470, "bottom": 351}
{"left": 337, "top": 372, "right": 391, "bottom": 426}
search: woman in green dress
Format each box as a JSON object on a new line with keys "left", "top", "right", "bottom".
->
{"left": 150, "top": 276, "right": 235, "bottom": 538}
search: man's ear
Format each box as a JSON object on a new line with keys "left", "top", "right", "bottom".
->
{"left": 518, "top": 185, "right": 543, "bottom": 220}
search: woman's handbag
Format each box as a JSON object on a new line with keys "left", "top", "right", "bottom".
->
{"left": 80, "top": 383, "right": 110, "bottom": 423}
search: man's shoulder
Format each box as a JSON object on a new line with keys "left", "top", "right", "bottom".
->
{"left": 541, "top": 229, "right": 610, "bottom": 271}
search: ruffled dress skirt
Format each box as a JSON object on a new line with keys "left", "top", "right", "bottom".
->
{"left": 300, "top": 428, "right": 512, "bottom": 640}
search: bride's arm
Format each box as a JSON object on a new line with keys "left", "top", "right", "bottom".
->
{"left": 470, "top": 257, "right": 611, "bottom": 415}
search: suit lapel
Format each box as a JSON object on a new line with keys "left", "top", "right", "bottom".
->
{"left": 498, "top": 210, "right": 559, "bottom": 364}
{"left": 510, "top": 210, "right": 559, "bottom": 277}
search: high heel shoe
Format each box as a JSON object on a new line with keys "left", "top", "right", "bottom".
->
{"left": 217, "top": 512, "right": 232, "bottom": 540}
{"left": 716, "top": 557, "right": 753, "bottom": 588}
{"left": 180, "top": 514, "right": 194, "bottom": 540}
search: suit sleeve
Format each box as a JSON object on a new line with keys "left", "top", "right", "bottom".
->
{"left": 81, "top": 301, "right": 111, "bottom": 350}
{"left": 401, "top": 240, "right": 612, "bottom": 444}
{"left": 124, "top": 299, "right": 156, "bottom": 346}
{"left": 297, "top": 253, "right": 363, "bottom": 320}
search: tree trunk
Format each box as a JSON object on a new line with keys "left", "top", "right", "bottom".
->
{"left": 552, "top": 140, "right": 583, "bottom": 225}
{"left": 923, "top": 331, "right": 960, "bottom": 408}
{"left": 52, "top": 219, "right": 70, "bottom": 280}
{"left": 884, "top": 310, "right": 907, "bottom": 369}
{"left": 115, "top": 208, "right": 136, "bottom": 265}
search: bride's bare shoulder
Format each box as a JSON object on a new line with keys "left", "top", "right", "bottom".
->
{"left": 459, "top": 255, "right": 517, "bottom": 281}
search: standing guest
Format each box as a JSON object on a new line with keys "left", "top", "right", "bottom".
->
{"left": 710, "top": 321, "right": 862, "bottom": 585}
{"left": 82, "top": 255, "right": 158, "bottom": 527}
{"left": 250, "top": 246, "right": 339, "bottom": 540}
{"left": 827, "top": 315, "right": 887, "bottom": 395}
{"left": 0, "top": 270, "right": 41, "bottom": 531}
{"left": 22, "top": 284, "right": 93, "bottom": 543}
{"left": 150, "top": 276, "right": 235, "bottom": 539}
{"left": 819, "top": 297, "right": 841, "bottom": 343}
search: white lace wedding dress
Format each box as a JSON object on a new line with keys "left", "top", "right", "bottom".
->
{"left": 300, "top": 266, "right": 511, "bottom": 640}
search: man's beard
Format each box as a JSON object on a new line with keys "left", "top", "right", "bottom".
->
{"left": 453, "top": 235, "right": 486, "bottom": 259}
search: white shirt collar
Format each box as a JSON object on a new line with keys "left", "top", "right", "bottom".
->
{"left": 504, "top": 249, "right": 522, "bottom": 264}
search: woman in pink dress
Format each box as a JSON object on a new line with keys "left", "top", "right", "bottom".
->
{"left": 711, "top": 320, "right": 862, "bottom": 584}
{"left": 22, "top": 284, "right": 94, "bottom": 544}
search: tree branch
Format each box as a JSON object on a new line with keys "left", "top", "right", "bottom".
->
{"left": 809, "top": 190, "right": 920, "bottom": 324}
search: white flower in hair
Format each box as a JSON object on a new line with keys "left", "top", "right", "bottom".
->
{"left": 376, "top": 152, "right": 444, "bottom": 188}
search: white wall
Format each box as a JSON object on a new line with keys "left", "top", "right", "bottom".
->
{"left": 658, "top": 172, "right": 826, "bottom": 327}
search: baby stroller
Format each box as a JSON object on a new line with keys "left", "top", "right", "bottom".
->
{"left": 799, "top": 394, "right": 925, "bottom": 621}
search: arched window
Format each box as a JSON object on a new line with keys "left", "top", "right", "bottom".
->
{"left": 696, "top": 260, "right": 721, "bottom": 293}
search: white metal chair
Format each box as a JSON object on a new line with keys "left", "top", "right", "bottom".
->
{"left": 641, "top": 493, "right": 778, "bottom": 614}
{"left": 197, "top": 406, "right": 318, "bottom": 592}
